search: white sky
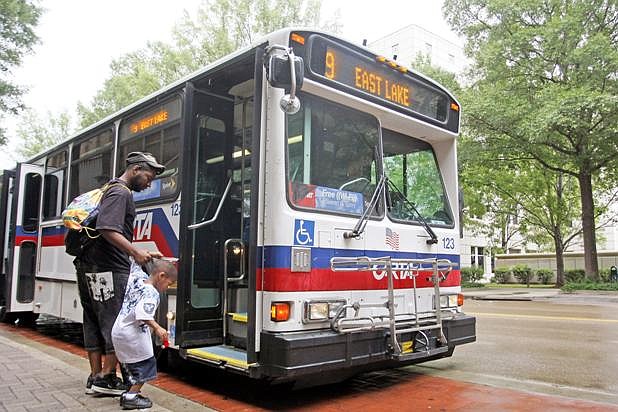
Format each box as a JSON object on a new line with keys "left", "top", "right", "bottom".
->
{"left": 1, "top": 0, "right": 459, "bottom": 169}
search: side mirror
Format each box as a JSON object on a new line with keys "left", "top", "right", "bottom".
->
{"left": 267, "top": 54, "right": 304, "bottom": 90}
{"left": 265, "top": 46, "right": 304, "bottom": 114}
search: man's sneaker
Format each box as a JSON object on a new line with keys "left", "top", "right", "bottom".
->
{"left": 91, "top": 373, "right": 128, "bottom": 396}
{"left": 121, "top": 393, "right": 153, "bottom": 410}
{"left": 85, "top": 375, "right": 95, "bottom": 395}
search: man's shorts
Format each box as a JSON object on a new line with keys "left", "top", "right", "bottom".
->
{"left": 76, "top": 269, "right": 129, "bottom": 353}
{"left": 121, "top": 357, "right": 157, "bottom": 385}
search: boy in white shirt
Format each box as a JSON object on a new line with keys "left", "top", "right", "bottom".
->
{"left": 112, "top": 258, "right": 177, "bottom": 410}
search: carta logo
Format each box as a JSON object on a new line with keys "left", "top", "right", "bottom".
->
{"left": 134, "top": 212, "right": 153, "bottom": 241}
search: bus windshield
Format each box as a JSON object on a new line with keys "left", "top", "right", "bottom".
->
{"left": 287, "top": 94, "right": 381, "bottom": 216}
{"left": 383, "top": 129, "right": 453, "bottom": 226}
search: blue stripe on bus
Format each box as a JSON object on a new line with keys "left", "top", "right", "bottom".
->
{"left": 262, "top": 245, "right": 459, "bottom": 269}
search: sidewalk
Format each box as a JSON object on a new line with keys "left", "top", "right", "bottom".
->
{"left": 463, "top": 287, "right": 618, "bottom": 303}
{"left": 0, "top": 324, "right": 211, "bottom": 412}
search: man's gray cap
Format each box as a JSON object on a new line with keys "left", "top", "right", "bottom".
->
{"left": 126, "top": 151, "right": 165, "bottom": 175}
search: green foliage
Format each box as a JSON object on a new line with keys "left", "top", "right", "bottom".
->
{"left": 535, "top": 269, "right": 553, "bottom": 285}
{"left": 564, "top": 269, "right": 585, "bottom": 283}
{"left": 461, "top": 266, "right": 484, "bottom": 284}
{"left": 444, "top": 0, "right": 618, "bottom": 280}
{"left": 492, "top": 267, "right": 510, "bottom": 284}
{"left": 78, "top": 0, "right": 339, "bottom": 128}
{"left": 0, "top": 0, "right": 42, "bottom": 144}
{"left": 562, "top": 282, "right": 618, "bottom": 292}
{"left": 511, "top": 264, "right": 533, "bottom": 286}
{"left": 15, "top": 110, "right": 76, "bottom": 158}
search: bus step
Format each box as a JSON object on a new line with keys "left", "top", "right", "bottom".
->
{"left": 185, "top": 345, "right": 253, "bottom": 372}
{"left": 227, "top": 312, "right": 247, "bottom": 349}
{"left": 392, "top": 345, "right": 449, "bottom": 362}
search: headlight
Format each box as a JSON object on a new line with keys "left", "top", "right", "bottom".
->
{"left": 439, "top": 294, "right": 460, "bottom": 308}
{"left": 304, "top": 300, "right": 346, "bottom": 322}
{"left": 308, "top": 302, "right": 329, "bottom": 320}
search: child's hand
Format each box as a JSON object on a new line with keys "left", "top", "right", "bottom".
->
{"left": 156, "top": 326, "right": 168, "bottom": 342}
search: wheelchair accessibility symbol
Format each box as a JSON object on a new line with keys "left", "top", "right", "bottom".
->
{"left": 294, "top": 219, "right": 314, "bottom": 246}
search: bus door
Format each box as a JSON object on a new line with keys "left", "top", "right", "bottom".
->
{"left": 177, "top": 79, "right": 253, "bottom": 349}
{"left": 1, "top": 164, "right": 42, "bottom": 317}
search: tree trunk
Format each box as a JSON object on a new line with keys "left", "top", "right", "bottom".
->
{"left": 553, "top": 227, "right": 565, "bottom": 287}
{"left": 578, "top": 171, "right": 599, "bottom": 281}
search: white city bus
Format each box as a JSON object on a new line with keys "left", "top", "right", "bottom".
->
{"left": 0, "top": 28, "right": 475, "bottom": 384}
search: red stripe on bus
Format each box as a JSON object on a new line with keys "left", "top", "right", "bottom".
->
{"left": 42, "top": 234, "right": 65, "bottom": 247}
{"left": 257, "top": 268, "right": 461, "bottom": 292}
{"left": 14, "top": 236, "right": 37, "bottom": 246}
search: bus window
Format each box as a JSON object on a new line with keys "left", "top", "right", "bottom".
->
{"left": 69, "top": 129, "right": 113, "bottom": 200}
{"left": 382, "top": 129, "right": 453, "bottom": 226}
{"left": 286, "top": 94, "right": 381, "bottom": 216}
{"left": 16, "top": 241, "right": 36, "bottom": 303}
{"left": 22, "top": 173, "right": 41, "bottom": 232}
{"left": 118, "top": 98, "right": 181, "bottom": 202}
{"left": 43, "top": 150, "right": 67, "bottom": 219}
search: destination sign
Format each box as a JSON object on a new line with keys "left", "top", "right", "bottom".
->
{"left": 121, "top": 98, "right": 182, "bottom": 140}
{"left": 308, "top": 36, "right": 451, "bottom": 123}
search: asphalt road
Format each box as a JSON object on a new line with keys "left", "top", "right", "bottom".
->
{"left": 409, "top": 296, "right": 618, "bottom": 405}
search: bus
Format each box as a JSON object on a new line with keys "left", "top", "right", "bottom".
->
{"left": 0, "top": 28, "right": 475, "bottom": 384}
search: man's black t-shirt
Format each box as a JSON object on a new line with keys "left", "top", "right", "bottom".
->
{"left": 79, "top": 179, "right": 134, "bottom": 272}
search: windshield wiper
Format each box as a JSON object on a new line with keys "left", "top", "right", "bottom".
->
{"left": 386, "top": 179, "right": 438, "bottom": 245}
{"left": 344, "top": 174, "right": 386, "bottom": 239}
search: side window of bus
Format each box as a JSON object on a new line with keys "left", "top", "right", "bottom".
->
{"left": 22, "top": 173, "right": 41, "bottom": 232}
{"left": 117, "top": 98, "right": 182, "bottom": 202}
{"left": 69, "top": 129, "right": 113, "bottom": 200}
{"left": 43, "top": 150, "right": 67, "bottom": 219}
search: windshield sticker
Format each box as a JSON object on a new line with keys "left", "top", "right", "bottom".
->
{"left": 315, "top": 186, "right": 363, "bottom": 214}
{"left": 290, "top": 182, "right": 364, "bottom": 214}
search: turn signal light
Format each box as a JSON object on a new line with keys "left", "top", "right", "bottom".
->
{"left": 457, "top": 293, "right": 464, "bottom": 307}
{"left": 270, "top": 302, "right": 290, "bottom": 322}
{"left": 291, "top": 33, "right": 305, "bottom": 45}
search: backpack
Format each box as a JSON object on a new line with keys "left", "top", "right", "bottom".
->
{"left": 62, "top": 182, "right": 129, "bottom": 257}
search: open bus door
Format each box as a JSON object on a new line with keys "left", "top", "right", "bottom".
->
{"left": 0, "top": 164, "right": 43, "bottom": 321}
{"left": 176, "top": 52, "right": 258, "bottom": 364}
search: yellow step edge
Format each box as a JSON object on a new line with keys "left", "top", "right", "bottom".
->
{"left": 186, "top": 348, "right": 252, "bottom": 369}
{"left": 229, "top": 312, "right": 248, "bottom": 323}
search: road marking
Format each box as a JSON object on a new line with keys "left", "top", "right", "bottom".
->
{"left": 467, "top": 312, "right": 618, "bottom": 323}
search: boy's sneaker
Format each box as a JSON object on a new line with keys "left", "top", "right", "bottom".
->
{"left": 91, "top": 373, "right": 128, "bottom": 396}
{"left": 85, "top": 375, "right": 95, "bottom": 395}
{"left": 121, "top": 393, "right": 153, "bottom": 410}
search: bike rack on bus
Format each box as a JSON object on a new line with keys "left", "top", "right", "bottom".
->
{"left": 329, "top": 256, "right": 455, "bottom": 357}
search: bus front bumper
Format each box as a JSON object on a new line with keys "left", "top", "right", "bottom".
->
{"left": 257, "top": 314, "right": 476, "bottom": 381}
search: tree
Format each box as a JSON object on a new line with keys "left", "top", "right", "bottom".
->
{"left": 443, "top": 0, "right": 618, "bottom": 280}
{"left": 15, "top": 109, "right": 76, "bottom": 159}
{"left": 0, "top": 0, "right": 42, "bottom": 144}
{"left": 78, "top": 0, "right": 340, "bottom": 128}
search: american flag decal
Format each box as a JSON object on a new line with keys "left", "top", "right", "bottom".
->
{"left": 385, "top": 228, "right": 400, "bottom": 250}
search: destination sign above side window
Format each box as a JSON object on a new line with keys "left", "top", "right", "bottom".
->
{"left": 306, "top": 35, "right": 453, "bottom": 125}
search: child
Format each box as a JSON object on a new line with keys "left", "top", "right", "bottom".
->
{"left": 111, "top": 258, "right": 177, "bottom": 410}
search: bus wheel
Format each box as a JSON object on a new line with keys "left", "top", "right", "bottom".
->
{"left": 0, "top": 307, "right": 17, "bottom": 324}
{"left": 16, "top": 313, "right": 39, "bottom": 327}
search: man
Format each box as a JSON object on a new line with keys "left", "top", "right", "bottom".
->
{"left": 75, "top": 152, "right": 165, "bottom": 396}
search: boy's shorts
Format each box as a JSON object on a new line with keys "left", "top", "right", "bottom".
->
{"left": 121, "top": 357, "right": 157, "bottom": 385}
